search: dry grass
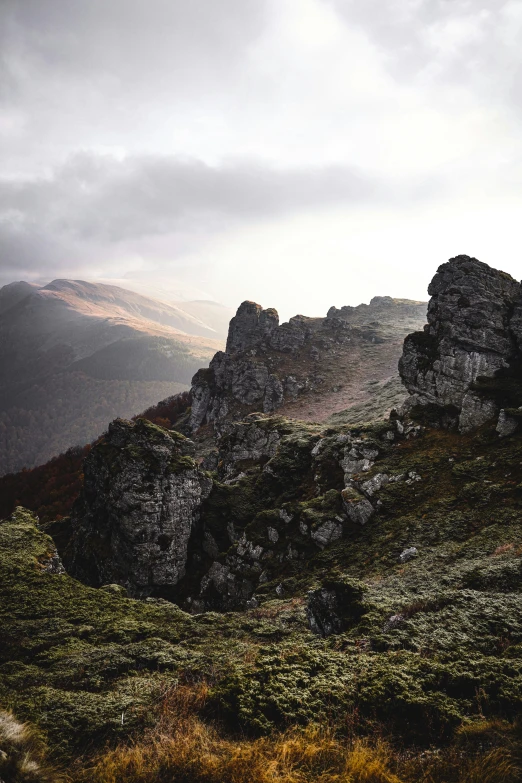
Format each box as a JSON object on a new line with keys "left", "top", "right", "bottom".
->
{"left": 77, "top": 685, "right": 401, "bottom": 783}
{"left": 0, "top": 710, "right": 62, "bottom": 782}
{"left": 492, "top": 543, "right": 515, "bottom": 556}
{"left": 73, "top": 686, "right": 522, "bottom": 783}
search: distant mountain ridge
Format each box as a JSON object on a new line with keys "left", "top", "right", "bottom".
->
{"left": 0, "top": 278, "right": 224, "bottom": 475}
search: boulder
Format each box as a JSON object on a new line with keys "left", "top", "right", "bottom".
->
{"left": 66, "top": 418, "right": 211, "bottom": 597}
{"left": 399, "top": 256, "right": 522, "bottom": 432}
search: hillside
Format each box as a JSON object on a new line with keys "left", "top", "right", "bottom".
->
{"left": 2, "top": 256, "right": 522, "bottom": 782}
{"left": 0, "top": 279, "right": 222, "bottom": 475}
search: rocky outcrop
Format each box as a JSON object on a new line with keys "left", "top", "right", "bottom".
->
{"left": 399, "top": 256, "right": 522, "bottom": 432}
{"left": 66, "top": 418, "right": 211, "bottom": 596}
{"left": 190, "top": 296, "right": 427, "bottom": 432}
{"left": 226, "top": 301, "right": 279, "bottom": 354}
{"left": 189, "top": 303, "right": 314, "bottom": 431}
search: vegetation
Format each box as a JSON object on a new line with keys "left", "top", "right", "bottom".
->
{"left": 0, "top": 372, "right": 187, "bottom": 475}
{"left": 0, "top": 392, "right": 192, "bottom": 525}
{"left": 2, "top": 412, "right": 522, "bottom": 780}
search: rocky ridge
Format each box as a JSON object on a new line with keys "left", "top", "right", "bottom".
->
{"left": 64, "top": 254, "right": 522, "bottom": 613}
{"left": 5, "top": 255, "right": 522, "bottom": 779}
{"left": 190, "top": 295, "right": 426, "bottom": 431}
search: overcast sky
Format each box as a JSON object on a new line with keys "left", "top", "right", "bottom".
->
{"left": 1, "top": 0, "right": 522, "bottom": 319}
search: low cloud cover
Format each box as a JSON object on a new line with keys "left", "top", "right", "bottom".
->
{"left": 1, "top": 0, "right": 522, "bottom": 317}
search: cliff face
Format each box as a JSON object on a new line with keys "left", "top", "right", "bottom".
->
{"left": 399, "top": 255, "right": 522, "bottom": 432}
{"left": 66, "top": 418, "right": 211, "bottom": 596}
{"left": 190, "top": 296, "right": 427, "bottom": 430}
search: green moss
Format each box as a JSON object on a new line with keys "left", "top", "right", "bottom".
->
{"left": 5, "top": 416, "right": 522, "bottom": 765}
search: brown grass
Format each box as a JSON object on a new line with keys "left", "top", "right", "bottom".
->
{"left": 492, "top": 543, "right": 515, "bottom": 556}
{"left": 0, "top": 709, "right": 63, "bottom": 782}
{"left": 72, "top": 685, "right": 522, "bottom": 783}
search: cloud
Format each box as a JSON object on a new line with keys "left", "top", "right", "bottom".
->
{"left": 1, "top": 0, "right": 522, "bottom": 314}
{"left": 327, "top": 0, "right": 522, "bottom": 101}
{"left": 0, "top": 149, "right": 433, "bottom": 286}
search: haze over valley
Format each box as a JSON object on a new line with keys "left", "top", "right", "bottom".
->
{"left": 0, "top": 278, "right": 227, "bottom": 474}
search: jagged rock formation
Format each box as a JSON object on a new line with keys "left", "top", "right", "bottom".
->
{"left": 226, "top": 300, "right": 279, "bottom": 353}
{"left": 66, "top": 418, "right": 211, "bottom": 596}
{"left": 181, "top": 412, "right": 421, "bottom": 612}
{"left": 190, "top": 296, "right": 427, "bottom": 431}
{"left": 400, "top": 255, "right": 522, "bottom": 432}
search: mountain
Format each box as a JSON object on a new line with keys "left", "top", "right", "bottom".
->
{"left": 0, "top": 280, "right": 40, "bottom": 314}
{"left": 171, "top": 298, "right": 235, "bottom": 340}
{"left": 0, "top": 279, "right": 222, "bottom": 475}
{"left": 97, "top": 274, "right": 235, "bottom": 339}
{"left": 3, "top": 256, "right": 522, "bottom": 782}
{"left": 190, "top": 295, "right": 427, "bottom": 432}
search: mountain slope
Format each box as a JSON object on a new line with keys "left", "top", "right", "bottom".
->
{"left": 0, "top": 279, "right": 222, "bottom": 475}
{"left": 2, "top": 258, "right": 522, "bottom": 782}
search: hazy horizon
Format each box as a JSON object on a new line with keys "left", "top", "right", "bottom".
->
{"left": 2, "top": 0, "right": 522, "bottom": 320}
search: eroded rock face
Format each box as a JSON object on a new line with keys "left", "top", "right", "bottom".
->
{"left": 66, "top": 418, "right": 211, "bottom": 596}
{"left": 400, "top": 256, "right": 522, "bottom": 432}
{"left": 189, "top": 302, "right": 306, "bottom": 432}
{"left": 226, "top": 301, "right": 279, "bottom": 354}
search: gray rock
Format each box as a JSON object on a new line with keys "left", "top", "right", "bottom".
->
{"left": 399, "top": 255, "right": 522, "bottom": 432}
{"left": 310, "top": 519, "right": 343, "bottom": 549}
{"left": 43, "top": 549, "right": 66, "bottom": 574}
{"left": 67, "top": 418, "right": 210, "bottom": 597}
{"left": 497, "top": 409, "right": 520, "bottom": 437}
{"left": 342, "top": 487, "right": 375, "bottom": 525}
{"left": 399, "top": 547, "right": 418, "bottom": 563}
{"left": 226, "top": 301, "right": 279, "bottom": 354}
{"left": 361, "top": 473, "right": 389, "bottom": 497}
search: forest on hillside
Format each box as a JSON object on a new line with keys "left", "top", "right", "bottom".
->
{"left": 0, "top": 372, "right": 187, "bottom": 475}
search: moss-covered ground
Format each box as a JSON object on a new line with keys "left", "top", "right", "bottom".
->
{"left": 2, "top": 417, "right": 522, "bottom": 779}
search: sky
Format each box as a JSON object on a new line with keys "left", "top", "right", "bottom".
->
{"left": 1, "top": 0, "right": 522, "bottom": 320}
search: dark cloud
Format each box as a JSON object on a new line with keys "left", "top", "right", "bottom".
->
{"left": 0, "top": 153, "right": 379, "bottom": 239}
{"left": 0, "top": 149, "right": 443, "bottom": 286}
{"left": 0, "top": 151, "right": 385, "bottom": 282}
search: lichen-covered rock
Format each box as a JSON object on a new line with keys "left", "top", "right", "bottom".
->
{"left": 190, "top": 294, "right": 427, "bottom": 433}
{"left": 496, "top": 409, "right": 521, "bottom": 437}
{"left": 341, "top": 486, "right": 375, "bottom": 525}
{"left": 189, "top": 302, "right": 302, "bottom": 432}
{"left": 66, "top": 418, "right": 211, "bottom": 597}
{"left": 400, "top": 255, "right": 522, "bottom": 432}
{"left": 310, "top": 518, "right": 343, "bottom": 548}
{"left": 217, "top": 415, "right": 282, "bottom": 478}
{"left": 399, "top": 547, "right": 418, "bottom": 563}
